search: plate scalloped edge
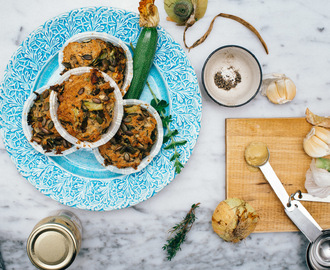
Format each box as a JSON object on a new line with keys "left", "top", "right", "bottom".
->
{"left": 0, "top": 6, "right": 202, "bottom": 211}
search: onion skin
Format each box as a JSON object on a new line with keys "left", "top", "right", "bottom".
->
{"left": 212, "top": 198, "right": 259, "bottom": 243}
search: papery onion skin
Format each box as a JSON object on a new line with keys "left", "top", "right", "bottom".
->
{"left": 212, "top": 198, "right": 259, "bottom": 243}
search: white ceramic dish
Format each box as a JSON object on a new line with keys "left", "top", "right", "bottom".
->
{"left": 22, "top": 86, "right": 77, "bottom": 156}
{"left": 202, "top": 45, "right": 262, "bottom": 107}
{"left": 93, "top": 99, "right": 164, "bottom": 175}
{"left": 58, "top": 31, "right": 133, "bottom": 96}
{"left": 49, "top": 67, "right": 124, "bottom": 149}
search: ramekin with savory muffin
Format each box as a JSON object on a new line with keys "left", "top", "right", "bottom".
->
{"left": 49, "top": 67, "right": 123, "bottom": 149}
{"left": 58, "top": 32, "right": 133, "bottom": 96}
{"left": 22, "top": 86, "right": 76, "bottom": 155}
{"left": 93, "top": 99, "right": 163, "bottom": 174}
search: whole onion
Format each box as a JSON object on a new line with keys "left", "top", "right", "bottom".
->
{"left": 212, "top": 198, "right": 259, "bottom": 243}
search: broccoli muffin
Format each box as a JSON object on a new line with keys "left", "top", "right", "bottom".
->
{"left": 51, "top": 69, "right": 116, "bottom": 143}
{"left": 62, "top": 39, "right": 127, "bottom": 90}
{"left": 98, "top": 104, "right": 158, "bottom": 169}
{"left": 27, "top": 88, "right": 73, "bottom": 154}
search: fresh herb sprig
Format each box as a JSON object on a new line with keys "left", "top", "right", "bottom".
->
{"left": 147, "top": 82, "right": 187, "bottom": 173}
{"left": 162, "top": 203, "right": 200, "bottom": 260}
{"left": 129, "top": 43, "right": 187, "bottom": 173}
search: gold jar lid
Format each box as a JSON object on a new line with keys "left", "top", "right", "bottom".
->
{"left": 27, "top": 224, "right": 77, "bottom": 270}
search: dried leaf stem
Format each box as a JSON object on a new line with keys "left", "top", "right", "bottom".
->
{"left": 183, "top": 12, "right": 269, "bottom": 54}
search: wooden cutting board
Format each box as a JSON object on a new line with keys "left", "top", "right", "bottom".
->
{"left": 226, "top": 117, "right": 330, "bottom": 233}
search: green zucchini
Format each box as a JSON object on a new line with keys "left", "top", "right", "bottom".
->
{"left": 124, "top": 27, "right": 158, "bottom": 99}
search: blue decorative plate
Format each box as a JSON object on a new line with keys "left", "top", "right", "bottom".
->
{"left": 0, "top": 7, "right": 202, "bottom": 211}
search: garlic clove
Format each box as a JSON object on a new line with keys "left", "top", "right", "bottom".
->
{"left": 314, "top": 126, "right": 330, "bottom": 145}
{"left": 284, "top": 78, "right": 296, "bottom": 100}
{"left": 265, "top": 81, "right": 282, "bottom": 104}
{"left": 303, "top": 127, "right": 330, "bottom": 158}
{"left": 275, "top": 79, "right": 287, "bottom": 101}
{"left": 261, "top": 73, "right": 296, "bottom": 104}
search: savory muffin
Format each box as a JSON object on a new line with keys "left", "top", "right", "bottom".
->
{"left": 61, "top": 39, "right": 127, "bottom": 90}
{"left": 27, "top": 89, "right": 73, "bottom": 154}
{"left": 98, "top": 105, "right": 158, "bottom": 169}
{"left": 51, "top": 69, "right": 116, "bottom": 143}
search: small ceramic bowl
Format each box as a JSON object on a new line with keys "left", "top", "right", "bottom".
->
{"left": 58, "top": 31, "right": 133, "bottom": 96}
{"left": 22, "top": 86, "right": 77, "bottom": 156}
{"left": 93, "top": 99, "right": 164, "bottom": 175}
{"left": 202, "top": 45, "right": 262, "bottom": 107}
{"left": 49, "top": 67, "right": 124, "bottom": 149}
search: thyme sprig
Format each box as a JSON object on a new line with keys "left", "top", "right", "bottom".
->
{"left": 129, "top": 43, "right": 187, "bottom": 174}
{"left": 162, "top": 203, "right": 200, "bottom": 260}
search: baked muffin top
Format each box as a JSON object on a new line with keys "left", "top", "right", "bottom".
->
{"left": 62, "top": 39, "right": 127, "bottom": 92}
{"left": 27, "top": 88, "right": 73, "bottom": 154}
{"left": 52, "top": 69, "right": 116, "bottom": 143}
{"left": 98, "top": 104, "right": 158, "bottom": 169}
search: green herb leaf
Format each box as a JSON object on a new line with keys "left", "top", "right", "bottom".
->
{"left": 161, "top": 115, "right": 172, "bottom": 127}
{"left": 151, "top": 99, "right": 169, "bottom": 114}
{"left": 164, "top": 140, "right": 187, "bottom": 150}
{"left": 170, "top": 152, "right": 180, "bottom": 162}
{"left": 163, "top": 203, "right": 200, "bottom": 261}
{"left": 174, "top": 160, "right": 184, "bottom": 174}
{"left": 163, "top": 129, "right": 179, "bottom": 144}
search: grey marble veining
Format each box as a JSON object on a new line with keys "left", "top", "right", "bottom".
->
{"left": 1, "top": 0, "right": 330, "bottom": 269}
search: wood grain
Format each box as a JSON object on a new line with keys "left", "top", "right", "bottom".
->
{"left": 226, "top": 117, "right": 330, "bottom": 233}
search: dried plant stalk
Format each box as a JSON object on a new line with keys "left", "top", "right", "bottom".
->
{"left": 183, "top": 12, "right": 269, "bottom": 54}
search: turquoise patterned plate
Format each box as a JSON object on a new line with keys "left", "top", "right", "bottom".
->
{"left": 0, "top": 7, "right": 202, "bottom": 211}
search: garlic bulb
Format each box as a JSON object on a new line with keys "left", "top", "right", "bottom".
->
{"left": 305, "top": 158, "right": 330, "bottom": 198}
{"left": 303, "top": 126, "right": 330, "bottom": 158}
{"left": 261, "top": 73, "right": 296, "bottom": 104}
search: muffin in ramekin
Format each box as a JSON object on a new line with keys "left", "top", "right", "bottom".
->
{"left": 58, "top": 32, "right": 133, "bottom": 96}
{"left": 22, "top": 86, "right": 77, "bottom": 155}
{"left": 49, "top": 67, "right": 123, "bottom": 149}
{"left": 93, "top": 99, "right": 163, "bottom": 174}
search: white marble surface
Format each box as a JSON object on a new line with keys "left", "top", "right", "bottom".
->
{"left": 0, "top": 0, "right": 330, "bottom": 269}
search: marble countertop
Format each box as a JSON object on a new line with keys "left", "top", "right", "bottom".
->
{"left": 1, "top": 0, "right": 330, "bottom": 269}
